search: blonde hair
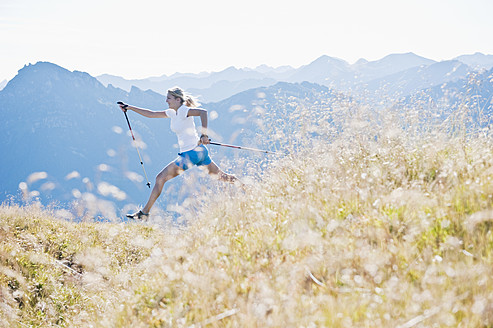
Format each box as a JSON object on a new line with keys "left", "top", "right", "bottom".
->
{"left": 168, "top": 87, "right": 199, "bottom": 108}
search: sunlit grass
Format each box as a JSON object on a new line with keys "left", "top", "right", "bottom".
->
{"left": 1, "top": 91, "right": 493, "bottom": 327}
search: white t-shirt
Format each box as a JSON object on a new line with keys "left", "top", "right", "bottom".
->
{"left": 165, "top": 105, "right": 199, "bottom": 153}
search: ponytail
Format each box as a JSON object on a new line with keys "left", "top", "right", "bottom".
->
{"left": 168, "top": 86, "right": 200, "bottom": 108}
{"left": 184, "top": 94, "right": 199, "bottom": 108}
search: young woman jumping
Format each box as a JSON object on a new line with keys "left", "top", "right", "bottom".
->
{"left": 119, "top": 87, "right": 239, "bottom": 220}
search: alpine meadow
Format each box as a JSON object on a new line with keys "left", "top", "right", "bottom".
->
{"left": 1, "top": 56, "right": 493, "bottom": 327}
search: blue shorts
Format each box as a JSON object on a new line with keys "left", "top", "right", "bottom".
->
{"left": 174, "top": 144, "right": 212, "bottom": 171}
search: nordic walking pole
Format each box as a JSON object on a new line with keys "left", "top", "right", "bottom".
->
{"left": 117, "top": 102, "right": 151, "bottom": 188}
{"left": 209, "top": 141, "right": 281, "bottom": 155}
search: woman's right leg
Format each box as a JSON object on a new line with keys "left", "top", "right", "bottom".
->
{"left": 205, "top": 160, "right": 240, "bottom": 184}
{"left": 142, "top": 161, "right": 182, "bottom": 214}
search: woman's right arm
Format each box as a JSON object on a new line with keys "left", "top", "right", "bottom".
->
{"left": 119, "top": 103, "right": 168, "bottom": 118}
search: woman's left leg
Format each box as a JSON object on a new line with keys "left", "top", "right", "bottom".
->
{"left": 127, "top": 162, "right": 182, "bottom": 220}
{"left": 142, "top": 161, "right": 183, "bottom": 213}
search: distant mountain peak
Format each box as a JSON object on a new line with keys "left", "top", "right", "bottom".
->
{"left": 354, "top": 58, "right": 369, "bottom": 66}
{"left": 15, "top": 61, "right": 95, "bottom": 81}
{"left": 454, "top": 53, "right": 493, "bottom": 70}
{"left": 19, "top": 61, "right": 67, "bottom": 74}
{"left": 252, "top": 64, "right": 275, "bottom": 73}
{"left": 311, "top": 55, "right": 349, "bottom": 66}
{"left": 375, "top": 52, "right": 435, "bottom": 64}
{"left": 3, "top": 61, "right": 109, "bottom": 98}
{"left": 251, "top": 64, "right": 294, "bottom": 74}
{"left": 255, "top": 64, "right": 273, "bottom": 70}
{"left": 383, "top": 52, "right": 416, "bottom": 57}
{"left": 223, "top": 66, "right": 240, "bottom": 72}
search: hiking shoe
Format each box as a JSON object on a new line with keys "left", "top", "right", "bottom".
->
{"left": 126, "top": 210, "right": 149, "bottom": 221}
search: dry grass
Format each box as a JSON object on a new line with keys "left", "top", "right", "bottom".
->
{"left": 1, "top": 94, "right": 493, "bottom": 327}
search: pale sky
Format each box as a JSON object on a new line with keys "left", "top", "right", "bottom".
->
{"left": 1, "top": 0, "right": 493, "bottom": 81}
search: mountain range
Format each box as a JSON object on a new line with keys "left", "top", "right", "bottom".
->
{"left": 1, "top": 52, "right": 492, "bottom": 218}
{"left": 96, "top": 52, "right": 493, "bottom": 102}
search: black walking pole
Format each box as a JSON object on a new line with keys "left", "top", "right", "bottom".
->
{"left": 117, "top": 102, "right": 151, "bottom": 188}
{"left": 209, "top": 141, "right": 281, "bottom": 155}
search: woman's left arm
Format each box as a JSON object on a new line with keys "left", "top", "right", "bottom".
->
{"left": 188, "top": 108, "right": 209, "bottom": 144}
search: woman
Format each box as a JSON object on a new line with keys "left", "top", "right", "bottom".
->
{"left": 119, "top": 87, "right": 239, "bottom": 220}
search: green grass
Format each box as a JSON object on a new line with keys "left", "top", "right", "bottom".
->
{"left": 1, "top": 99, "right": 493, "bottom": 327}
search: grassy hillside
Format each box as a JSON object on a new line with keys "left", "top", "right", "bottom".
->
{"left": 1, "top": 98, "right": 493, "bottom": 327}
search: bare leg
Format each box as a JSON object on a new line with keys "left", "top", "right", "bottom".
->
{"left": 205, "top": 160, "right": 240, "bottom": 184}
{"left": 142, "top": 161, "right": 182, "bottom": 213}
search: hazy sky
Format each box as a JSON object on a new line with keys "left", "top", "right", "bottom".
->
{"left": 1, "top": 0, "right": 492, "bottom": 81}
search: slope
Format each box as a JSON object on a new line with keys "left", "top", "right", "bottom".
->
{"left": 1, "top": 96, "right": 492, "bottom": 327}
